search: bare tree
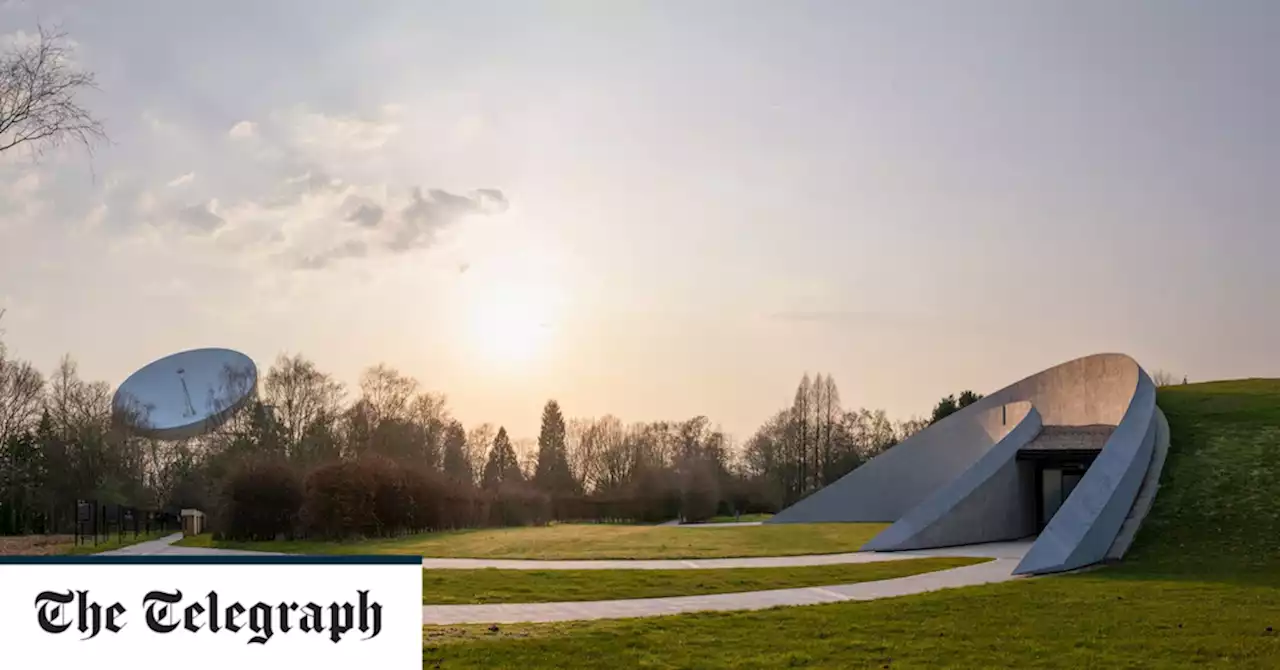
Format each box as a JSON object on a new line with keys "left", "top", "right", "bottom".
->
{"left": 0, "top": 346, "right": 44, "bottom": 444}
{"left": 1151, "top": 370, "right": 1179, "bottom": 387}
{"left": 358, "top": 364, "right": 417, "bottom": 424}
{"left": 262, "top": 354, "right": 346, "bottom": 454}
{"left": 465, "top": 423, "right": 495, "bottom": 485}
{"left": 47, "top": 354, "right": 111, "bottom": 438}
{"left": 0, "top": 25, "right": 107, "bottom": 157}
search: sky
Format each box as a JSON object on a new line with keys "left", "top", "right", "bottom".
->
{"left": 1, "top": 1, "right": 1278, "bottom": 440}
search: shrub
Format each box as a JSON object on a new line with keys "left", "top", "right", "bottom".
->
{"left": 221, "top": 458, "right": 303, "bottom": 541}
{"left": 402, "top": 465, "right": 444, "bottom": 532}
{"left": 366, "top": 456, "right": 410, "bottom": 535}
{"left": 301, "top": 460, "right": 378, "bottom": 540}
{"left": 489, "top": 482, "right": 551, "bottom": 527}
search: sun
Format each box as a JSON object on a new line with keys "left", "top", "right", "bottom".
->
{"left": 467, "top": 281, "right": 557, "bottom": 366}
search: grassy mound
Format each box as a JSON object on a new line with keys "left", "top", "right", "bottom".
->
{"left": 1125, "top": 380, "right": 1280, "bottom": 574}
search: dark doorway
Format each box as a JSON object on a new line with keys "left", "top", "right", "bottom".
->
{"left": 1036, "top": 464, "right": 1088, "bottom": 530}
{"left": 1018, "top": 449, "right": 1100, "bottom": 532}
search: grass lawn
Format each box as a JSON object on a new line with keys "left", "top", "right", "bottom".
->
{"left": 63, "top": 530, "right": 172, "bottom": 555}
{"left": 0, "top": 530, "right": 171, "bottom": 556}
{"left": 421, "top": 556, "right": 987, "bottom": 605}
{"left": 421, "top": 380, "right": 1280, "bottom": 668}
{"left": 179, "top": 522, "right": 887, "bottom": 560}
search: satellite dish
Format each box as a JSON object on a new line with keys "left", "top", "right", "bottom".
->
{"left": 113, "top": 348, "right": 258, "bottom": 440}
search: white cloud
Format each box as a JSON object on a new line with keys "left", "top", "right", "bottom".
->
{"left": 84, "top": 204, "right": 108, "bottom": 229}
{"left": 0, "top": 169, "right": 44, "bottom": 222}
{"left": 278, "top": 108, "right": 400, "bottom": 152}
{"left": 0, "top": 29, "right": 40, "bottom": 51}
{"left": 173, "top": 199, "right": 225, "bottom": 234}
{"left": 228, "top": 120, "right": 257, "bottom": 139}
{"left": 142, "top": 111, "right": 172, "bottom": 133}
{"left": 135, "top": 191, "right": 157, "bottom": 215}
{"left": 8, "top": 172, "right": 40, "bottom": 197}
{"left": 166, "top": 172, "right": 195, "bottom": 187}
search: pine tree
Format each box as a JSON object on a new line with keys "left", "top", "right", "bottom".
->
{"left": 441, "top": 420, "right": 472, "bottom": 485}
{"left": 533, "top": 400, "right": 575, "bottom": 496}
{"left": 481, "top": 427, "right": 522, "bottom": 489}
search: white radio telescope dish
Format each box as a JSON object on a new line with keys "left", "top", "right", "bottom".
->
{"left": 113, "top": 348, "right": 258, "bottom": 440}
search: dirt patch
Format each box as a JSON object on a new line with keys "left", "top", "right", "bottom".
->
{"left": 0, "top": 535, "right": 75, "bottom": 556}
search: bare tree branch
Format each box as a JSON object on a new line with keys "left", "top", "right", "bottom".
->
{"left": 0, "top": 24, "right": 107, "bottom": 159}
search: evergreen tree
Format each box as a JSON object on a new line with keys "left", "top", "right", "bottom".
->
{"left": 441, "top": 420, "right": 472, "bottom": 485}
{"left": 533, "top": 400, "right": 576, "bottom": 496}
{"left": 481, "top": 427, "right": 522, "bottom": 489}
{"left": 931, "top": 390, "right": 983, "bottom": 425}
{"left": 957, "top": 390, "right": 983, "bottom": 409}
{"left": 930, "top": 395, "right": 959, "bottom": 424}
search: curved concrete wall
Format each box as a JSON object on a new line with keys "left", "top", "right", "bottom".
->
{"left": 768, "top": 390, "right": 1033, "bottom": 524}
{"left": 1107, "top": 406, "right": 1170, "bottom": 560}
{"left": 863, "top": 402, "right": 1041, "bottom": 551}
{"left": 768, "top": 353, "right": 1159, "bottom": 576}
{"left": 1013, "top": 368, "right": 1157, "bottom": 574}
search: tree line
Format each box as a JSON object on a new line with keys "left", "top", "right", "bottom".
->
{"left": 2, "top": 325, "right": 982, "bottom": 539}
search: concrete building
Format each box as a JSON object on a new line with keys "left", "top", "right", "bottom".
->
{"left": 767, "top": 353, "right": 1169, "bottom": 575}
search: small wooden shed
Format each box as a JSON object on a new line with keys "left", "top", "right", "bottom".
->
{"left": 180, "top": 508, "right": 206, "bottom": 537}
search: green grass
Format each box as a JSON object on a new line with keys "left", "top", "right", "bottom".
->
{"left": 421, "top": 380, "right": 1280, "bottom": 668}
{"left": 421, "top": 557, "right": 986, "bottom": 605}
{"left": 62, "top": 530, "right": 172, "bottom": 556}
{"left": 178, "top": 522, "right": 887, "bottom": 560}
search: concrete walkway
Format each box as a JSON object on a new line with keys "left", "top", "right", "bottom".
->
{"left": 422, "top": 542, "right": 1031, "bottom": 624}
{"left": 94, "top": 534, "right": 1034, "bottom": 625}
{"left": 91, "top": 533, "right": 284, "bottom": 556}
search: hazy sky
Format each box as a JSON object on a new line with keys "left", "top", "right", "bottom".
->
{"left": 1, "top": 1, "right": 1278, "bottom": 439}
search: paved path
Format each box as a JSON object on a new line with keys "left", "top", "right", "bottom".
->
{"left": 659, "top": 519, "right": 760, "bottom": 528}
{"left": 91, "top": 534, "right": 284, "bottom": 556}
{"left": 422, "top": 542, "right": 1031, "bottom": 624}
{"left": 676, "top": 521, "right": 764, "bottom": 528}
{"left": 95, "top": 534, "right": 1034, "bottom": 625}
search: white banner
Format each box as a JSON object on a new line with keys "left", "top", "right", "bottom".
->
{"left": 0, "top": 557, "right": 422, "bottom": 669}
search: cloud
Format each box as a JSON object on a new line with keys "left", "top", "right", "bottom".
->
{"left": 83, "top": 203, "right": 108, "bottom": 229}
{"left": 389, "top": 187, "right": 508, "bottom": 251}
{"left": 228, "top": 121, "right": 257, "bottom": 139}
{"left": 281, "top": 109, "right": 400, "bottom": 152}
{"left": 0, "top": 169, "right": 44, "bottom": 220}
{"left": 296, "top": 239, "right": 368, "bottom": 270}
{"left": 7, "top": 172, "right": 40, "bottom": 197}
{"left": 173, "top": 200, "right": 226, "bottom": 234}
{"left": 343, "top": 196, "right": 383, "bottom": 227}
{"left": 142, "top": 111, "right": 179, "bottom": 136}
{"left": 166, "top": 172, "right": 195, "bottom": 187}
{"left": 135, "top": 191, "right": 158, "bottom": 215}
{"left": 283, "top": 186, "right": 508, "bottom": 271}
{"left": 0, "top": 29, "right": 40, "bottom": 51}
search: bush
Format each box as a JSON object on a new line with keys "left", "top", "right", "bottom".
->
{"left": 402, "top": 465, "right": 444, "bottom": 533}
{"left": 302, "top": 460, "right": 379, "bottom": 540}
{"left": 488, "top": 482, "right": 551, "bottom": 527}
{"left": 366, "top": 456, "right": 410, "bottom": 535}
{"left": 302, "top": 457, "right": 460, "bottom": 538}
{"left": 439, "top": 481, "right": 486, "bottom": 530}
{"left": 221, "top": 458, "right": 303, "bottom": 541}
